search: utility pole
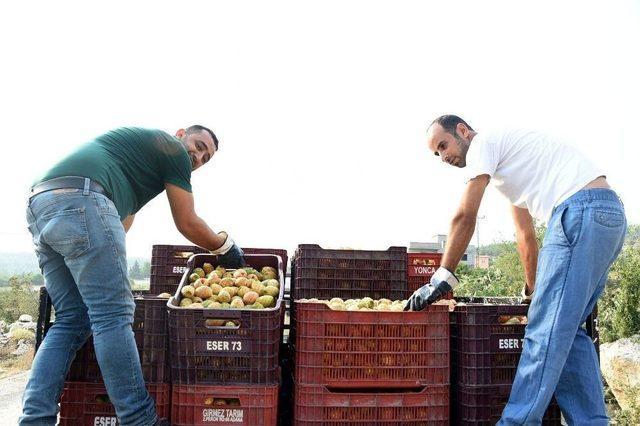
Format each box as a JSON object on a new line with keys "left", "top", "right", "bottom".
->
{"left": 475, "top": 215, "right": 486, "bottom": 267}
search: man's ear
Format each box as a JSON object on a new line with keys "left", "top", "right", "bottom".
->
{"left": 175, "top": 128, "right": 186, "bottom": 138}
{"left": 457, "top": 122, "right": 469, "bottom": 139}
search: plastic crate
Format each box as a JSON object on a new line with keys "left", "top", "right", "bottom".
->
{"left": 294, "top": 382, "right": 449, "bottom": 425}
{"left": 292, "top": 244, "right": 407, "bottom": 300}
{"left": 66, "top": 295, "right": 170, "bottom": 383}
{"left": 168, "top": 253, "right": 285, "bottom": 385}
{"left": 294, "top": 301, "right": 449, "bottom": 388}
{"left": 59, "top": 381, "right": 170, "bottom": 425}
{"left": 150, "top": 245, "right": 287, "bottom": 295}
{"left": 171, "top": 383, "right": 279, "bottom": 426}
{"left": 452, "top": 297, "right": 599, "bottom": 387}
{"left": 455, "top": 383, "right": 561, "bottom": 425}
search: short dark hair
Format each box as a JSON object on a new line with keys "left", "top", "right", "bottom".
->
{"left": 186, "top": 125, "right": 219, "bottom": 150}
{"left": 430, "top": 115, "right": 474, "bottom": 135}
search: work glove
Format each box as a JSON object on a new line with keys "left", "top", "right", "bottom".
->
{"left": 404, "top": 266, "right": 459, "bottom": 311}
{"left": 210, "top": 232, "right": 245, "bottom": 269}
{"left": 521, "top": 283, "right": 534, "bottom": 304}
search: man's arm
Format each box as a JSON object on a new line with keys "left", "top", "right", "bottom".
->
{"left": 122, "top": 214, "right": 135, "bottom": 233}
{"left": 165, "top": 183, "right": 227, "bottom": 251}
{"left": 511, "top": 205, "right": 538, "bottom": 297}
{"left": 440, "top": 174, "right": 491, "bottom": 271}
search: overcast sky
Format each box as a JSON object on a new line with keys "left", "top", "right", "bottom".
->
{"left": 1, "top": 1, "right": 638, "bottom": 258}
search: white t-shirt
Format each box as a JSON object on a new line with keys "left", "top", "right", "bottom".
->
{"left": 464, "top": 128, "right": 604, "bottom": 223}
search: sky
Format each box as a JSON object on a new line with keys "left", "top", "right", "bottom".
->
{"left": 1, "top": 1, "right": 639, "bottom": 259}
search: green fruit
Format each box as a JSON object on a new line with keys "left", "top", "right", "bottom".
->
{"left": 235, "top": 277, "right": 250, "bottom": 287}
{"left": 189, "top": 273, "right": 199, "bottom": 283}
{"left": 193, "top": 268, "right": 206, "bottom": 278}
{"left": 264, "top": 286, "right": 279, "bottom": 298}
{"left": 225, "top": 321, "right": 237, "bottom": 327}
{"left": 193, "top": 297, "right": 203, "bottom": 304}
{"left": 194, "top": 278, "right": 208, "bottom": 289}
{"left": 214, "top": 266, "right": 226, "bottom": 276}
{"left": 230, "top": 298, "right": 244, "bottom": 309}
{"left": 220, "top": 302, "right": 231, "bottom": 309}
{"left": 220, "top": 277, "right": 235, "bottom": 287}
{"left": 181, "top": 285, "right": 195, "bottom": 299}
{"left": 251, "top": 281, "right": 265, "bottom": 294}
{"left": 262, "top": 279, "right": 279, "bottom": 288}
{"left": 223, "top": 286, "right": 238, "bottom": 297}
{"left": 210, "top": 284, "right": 223, "bottom": 295}
{"left": 202, "top": 299, "right": 213, "bottom": 308}
{"left": 252, "top": 302, "right": 264, "bottom": 309}
{"left": 256, "top": 295, "right": 275, "bottom": 308}
{"left": 261, "top": 271, "right": 277, "bottom": 280}
{"left": 203, "top": 263, "right": 214, "bottom": 274}
{"left": 223, "top": 272, "right": 234, "bottom": 279}
{"left": 187, "top": 302, "right": 203, "bottom": 309}
{"left": 237, "top": 286, "right": 251, "bottom": 298}
{"left": 217, "top": 290, "right": 231, "bottom": 303}
{"left": 179, "top": 298, "right": 193, "bottom": 307}
{"left": 208, "top": 301, "right": 222, "bottom": 309}
{"left": 233, "top": 269, "right": 247, "bottom": 278}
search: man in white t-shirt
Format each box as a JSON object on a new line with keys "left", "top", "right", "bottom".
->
{"left": 405, "top": 115, "right": 627, "bottom": 425}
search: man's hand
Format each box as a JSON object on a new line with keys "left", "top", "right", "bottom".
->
{"left": 404, "top": 267, "right": 459, "bottom": 311}
{"left": 211, "top": 232, "right": 245, "bottom": 268}
{"left": 521, "top": 283, "right": 534, "bottom": 304}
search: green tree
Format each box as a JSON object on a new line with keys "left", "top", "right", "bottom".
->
{"left": 0, "top": 275, "right": 39, "bottom": 323}
{"left": 140, "top": 260, "right": 151, "bottom": 278}
{"left": 129, "top": 260, "right": 142, "bottom": 280}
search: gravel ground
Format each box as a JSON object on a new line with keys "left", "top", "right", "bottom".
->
{"left": 0, "top": 369, "right": 28, "bottom": 423}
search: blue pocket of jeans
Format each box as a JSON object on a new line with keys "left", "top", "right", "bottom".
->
{"left": 594, "top": 209, "right": 624, "bottom": 228}
{"left": 41, "top": 208, "right": 90, "bottom": 258}
{"left": 560, "top": 206, "right": 583, "bottom": 246}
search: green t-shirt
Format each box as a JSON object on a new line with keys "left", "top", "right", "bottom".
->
{"left": 36, "top": 127, "right": 192, "bottom": 219}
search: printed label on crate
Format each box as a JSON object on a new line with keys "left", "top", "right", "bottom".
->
{"left": 199, "top": 340, "right": 249, "bottom": 353}
{"left": 172, "top": 266, "right": 188, "bottom": 275}
{"left": 409, "top": 265, "right": 437, "bottom": 277}
{"left": 202, "top": 408, "right": 244, "bottom": 422}
{"left": 92, "top": 416, "right": 118, "bottom": 426}
{"left": 491, "top": 334, "right": 525, "bottom": 352}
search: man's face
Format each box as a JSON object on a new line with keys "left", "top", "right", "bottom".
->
{"left": 176, "top": 129, "right": 216, "bottom": 171}
{"left": 426, "top": 123, "right": 470, "bottom": 168}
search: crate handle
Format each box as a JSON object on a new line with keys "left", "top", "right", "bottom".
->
{"left": 497, "top": 314, "right": 528, "bottom": 325}
{"left": 204, "top": 319, "right": 241, "bottom": 329}
{"left": 324, "top": 385, "right": 426, "bottom": 394}
{"left": 174, "top": 251, "right": 196, "bottom": 259}
{"left": 204, "top": 396, "right": 241, "bottom": 406}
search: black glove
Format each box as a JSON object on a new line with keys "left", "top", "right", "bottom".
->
{"left": 210, "top": 232, "right": 245, "bottom": 269}
{"left": 404, "top": 267, "right": 459, "bottom": 311}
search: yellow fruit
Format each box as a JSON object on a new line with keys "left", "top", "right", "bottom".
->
{"left": 256, "top": 295, "right": 275, "bottom": 308}
{"left": 217, "top": 290, "right": 231, "bottom": 303}
{"left": 187, "top": 302, "right": 203, "bottom": 309}
{"left": 237, "top": 286, "right": 251, "bottom": 298}
{"left": 233, "top": 269, "right": 247, "bottom": 278}
{"left": 230, "top": 298, "right": 244, "bottom": 309}
{"left": 203, "top": 263, "right": 214, "bottom": 274}
{"left": 157, "top": 293, "right": 171, "bottom": 299}
{"left": 243, "top": 291, "right": 259, "bottom": 305}
{"left": 235, "top": 277, "right": 250, "bottom": 287}
{"left": 210, "top": 284, "right": 223, "bottom": 295}
{"left": 195, "top": 286, "right": 213, "bottom": 300}
{"left": 220, "top": 277, "right": 235, "bottom": 287}
{"left": 264, "top": 286, "right": 279, "bottom": 297}
{"left": 223, "top": 286, "right": 238, "bottom": 298}
{"left": 181, "top": 285, "right": 195, "bottom": 299}
{"left": 194, "top": 278, "right": 208, "bottom": 289}
{"left": 179, "top": 298, "right": 193, "bottom": 307}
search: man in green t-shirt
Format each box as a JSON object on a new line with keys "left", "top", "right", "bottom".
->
{"left": 21, "top": 126, "right": 243, "bottom": 426}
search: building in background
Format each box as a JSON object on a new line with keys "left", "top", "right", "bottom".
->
{"left": 409, "top": 234, "right": 477, "bottom": 267}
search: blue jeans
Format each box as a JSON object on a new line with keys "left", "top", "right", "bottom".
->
{"left": 20, "top": 184, "right": 157, "bottom": 426}
{"left": 500, "top": 189, "right": 626, "bottom": 425}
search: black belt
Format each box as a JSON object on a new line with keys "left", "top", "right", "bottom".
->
{"left": 30, "top": 176, "right": 107, "bottom": 199}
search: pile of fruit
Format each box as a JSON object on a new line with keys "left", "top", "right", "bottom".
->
{"left": 297, "top": 297, "right": 408, "bottom": 311}
{"left": 165, "top": 263, "right": 280, "bottom": 310}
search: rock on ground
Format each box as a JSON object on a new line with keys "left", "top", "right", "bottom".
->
{"left": 601, "top": 334, "right": 640, "bottom": 411}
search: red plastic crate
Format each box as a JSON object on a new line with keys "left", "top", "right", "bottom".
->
{"left": 168, "top": 254, "right": 285, "bottom": 385}
{"left": 171, "top": 383, "right": 279, "bottom": 426}
{"left": 455, "top": 383, "right": 561, "bottom": 425}
{"left": 59, "top": 381, "right": 170, "bottom": 425}
{"left": 294, "top": 382, "right": 449, "bottom": 425}
{"left": 59, "top": 295, "right": 170, "bottom": 383}
{"left": 150, "top": 245, "right": 287, "bottom": 295}
{"left": 292, "top": 244, "right": 407, "bottom": 300}
{"left": 294, "top": 302, "right": 449, "bottom": 388}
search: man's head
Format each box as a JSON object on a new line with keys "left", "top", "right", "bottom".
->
{"left": 426, "top": 115, "right": 475, "bottom": 168}
{"left": 176, "top": 125, "right": 219, "bottom": 171}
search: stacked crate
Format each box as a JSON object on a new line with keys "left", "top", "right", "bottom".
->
{"left": 39, "top": 290, "right": 172, "bottom": 424}
{"left": 291, "top": 245, "right": 450, "bottom": 425}
{"left": 167, "top": 252, "right": 286, "bottom": 426}
{"left": 451, "top": 298, "right": 562, "bottom": 425}
{"left": 406, "top": 252, "right": 442, "bottom": 297}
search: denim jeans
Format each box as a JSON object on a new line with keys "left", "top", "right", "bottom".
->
{"left": 20, "top": 183, "right": 157, "bottom": 426}
{"left": 499, "top": 189, "right": 626, "bottom": 425}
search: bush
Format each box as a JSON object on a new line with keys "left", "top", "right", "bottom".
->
{"left": 599, "top": 238, "right": 640, "bottom": 343}
{"left": 0, "top": 276, "right": 39, "bottom": 324}
{"left": 10, "top": 329, "right": 35, "bottom": 341}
